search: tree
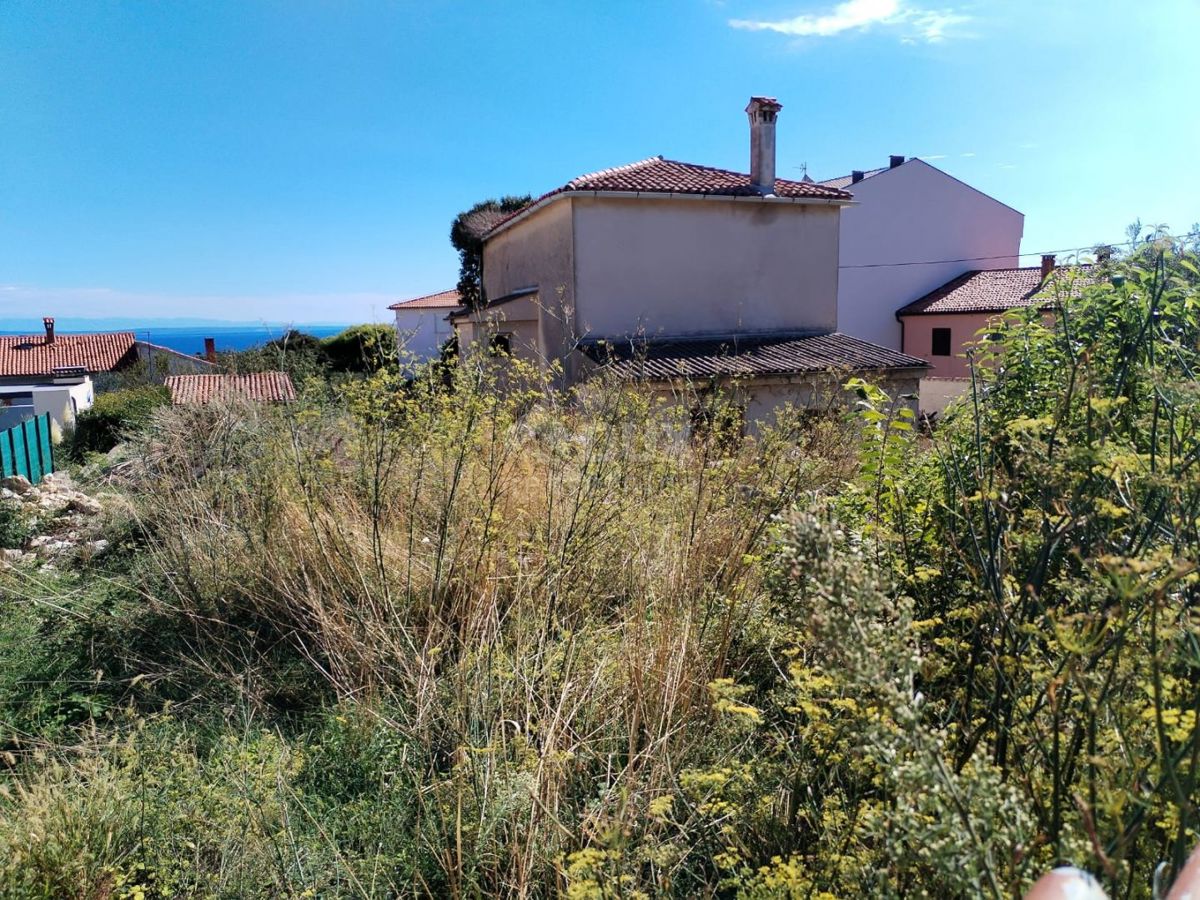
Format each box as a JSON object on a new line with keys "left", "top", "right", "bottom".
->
{"left": 449, "top": 195, "right": 531, "bottom": 309}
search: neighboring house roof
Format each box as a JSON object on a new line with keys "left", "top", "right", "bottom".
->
{"left": 165, "top": 372, "right": 297, "bottom": 405}
{"left": 486, "top": 156, "right": 853, "bottom": 238}
{"left": 817, "top": 166, "right": 889, "bottom": 190}
{"left": 579, "top": 332, "right": 929, "bottom": 381}
{"left": 389, "top": 289, "right": 462, "bottom": 311}
{"left": 0, "top": 331, "right": 137, "bottom": 378}
{"left": 896, "top": 265, "right": 1097, "bottom": 316}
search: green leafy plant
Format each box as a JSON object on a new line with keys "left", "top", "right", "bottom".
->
{"left": 65, "top": 384, "right": 170, "bottom": 459}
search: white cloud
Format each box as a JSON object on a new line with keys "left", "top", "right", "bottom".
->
{"left": 729, "top": 0, "right": 970, "bottom": 43}
{"left": 908, "top": 7, "right": 970, "bottom": 41}
{"left": 961, "top": 152, "right": 976, "bottom": 157}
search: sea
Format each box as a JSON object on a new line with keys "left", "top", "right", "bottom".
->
{"left": 0, "top": 324, "right": 349, "bottom": 357}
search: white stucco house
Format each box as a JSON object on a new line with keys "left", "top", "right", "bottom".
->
{"left": 816, "top": 158, "right": 1025, "bottom": 351}
{"left": 389, "top": 289, "right": 459, "bottom": 362}
{"left": 446, "top": 96, "right": 929, "bottom": 423}
{"left": 0, "top": 322, "right": 136, "bottom": 435}
{"left": 0, "top": 318, "right": 216, "bottom": 436}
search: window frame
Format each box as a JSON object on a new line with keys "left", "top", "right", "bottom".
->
{"left": 930, "top": 327, "right": 952, "bottom": 357}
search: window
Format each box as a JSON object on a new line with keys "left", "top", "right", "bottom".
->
{"left": 489, "top": 333, "right": 512, "bottom": 356}
{"left": 931, "top": 327, "right": 952, "bottom": 357}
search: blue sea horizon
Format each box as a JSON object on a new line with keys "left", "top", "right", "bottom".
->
{"left": 0, "top": 323, "right": 350, "bottom": 357}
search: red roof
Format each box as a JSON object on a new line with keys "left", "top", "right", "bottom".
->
{"left": 0, "top": 331, "right": 137, "bottom": 378}
{"left": 897, "top": 266, "right": 1097, "bottom": 316}
{"left": 581, "top": 332, "right": 929, "bottom": 380}
{"left": 165, "top": 372, "right": 296, "bottom": 405}
{"left": 487, "top": 156, "right": 852, "bottom": 237}
{"left": 388, "top": 289, "right": 462, "bottom": 311}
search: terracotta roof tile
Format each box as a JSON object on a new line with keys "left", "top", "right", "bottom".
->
{"left": 389, "top": 289, "right": 462, "bottom": 311}
{"left": 897, "top": 266, "right": 1097, "bottom": 316}
{"left": 0, "top": 331, "right": 137, "bottom": 378}
{"left": 580, "top": 332, "right": 929, "bottom": 380}
{"left": 559, "top": 157, "right": 852, "bottom": 199}
{"left": 165, "top": 372, "right": 296, "bottom": 405}
{"left": 487, "top": 156, "right": 852, "bottom": 237}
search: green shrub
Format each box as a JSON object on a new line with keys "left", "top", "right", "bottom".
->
{"left": 0, "top": 503, "right": 29, "bottom": 549}
{"left": 222, "top": 329, "right": 332, "bottom": 384}
{"left": 321, "top": 323, "right": 397, "bottom": 373}
{"left": 66, "top": 384, "right": 169, "bottom": 459}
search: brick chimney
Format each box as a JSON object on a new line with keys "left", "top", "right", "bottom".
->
{"left": 204, "top": 337, "right": 216, "bottom": 363}
{"left": 43, "top": 317, "right": 55, "bottom": 344}
{"left": 1041, "top": 254, "right": 1056, "bottom": 280}
{"left": 745, "top": 96, "right": 782, "bottom": 194}
{"left": 889, "top": 155, "right": 905, "bottom": 169}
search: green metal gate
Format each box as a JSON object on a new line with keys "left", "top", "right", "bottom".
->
{"left": 0, "top": 413, "right": 54, "bottom": 485}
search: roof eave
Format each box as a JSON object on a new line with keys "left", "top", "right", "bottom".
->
{"left": 484, "top": 189, "right": 851, "bottom": 242}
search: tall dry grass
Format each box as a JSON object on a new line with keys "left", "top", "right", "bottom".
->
{"left": 120, "top": 358, "right": 857, "bottom": 895}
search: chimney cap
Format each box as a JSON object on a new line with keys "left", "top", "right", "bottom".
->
{"left": 745, "top": 95, "right": 782, "bottom": 113}
{"left": 851, "top": 169, "right": 865, "bottom": 184}
{"left": 889, "top": 155, "right": 905, "bottom": 169}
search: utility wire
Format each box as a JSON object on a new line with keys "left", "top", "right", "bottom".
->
{"left": 839, "top": 232, "right": 1195, "bottom": 270}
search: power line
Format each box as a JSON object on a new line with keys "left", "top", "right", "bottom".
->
{"left": 839, "top": 232, "right": 1195, "bottom": 270}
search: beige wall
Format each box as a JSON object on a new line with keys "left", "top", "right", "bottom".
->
{"left": 453, "top": 294, "right": 543, "bottom": 365}
{"left": 571, "top": 196, "right": 840, "bottom": 341}
{"left": 482, "top": 200, "right": 576, "bottom": 377}
{"left": 919, "top": 377, "right": 972, "bottom": 416}
{"left": 641, "top": 369, "right": 922, "bottom": 432}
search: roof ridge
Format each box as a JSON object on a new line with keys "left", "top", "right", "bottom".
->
{"left": 658, "top": 156, "right": 813, "bottom": 185}
{"left": 567, "top": 155, "right": 664, "bottom": 188}
{"left": 0, "top": 329, "right": 137, "bottom": 340}
{"left": 400, "top": 288, "right": 457, "bottom": 302}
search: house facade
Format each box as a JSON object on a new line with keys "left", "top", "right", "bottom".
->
{"left": 897, "top": 256, "right": 1095, "bottom": 412}
{"left": 389, "top": 289, "right": 460, "bottom": 361}
{"left": 449, "top": 97, "right": 928, "bottom": 420}
{"left": 817, "top": 157, "right": 1025, "bottom": 351}
{"left": 0, "top": 322, "right": 139, "bottom": 435}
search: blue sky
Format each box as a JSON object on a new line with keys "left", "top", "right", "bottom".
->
{"left": 1, "top": 0, "right": 1197, "bottom": 325}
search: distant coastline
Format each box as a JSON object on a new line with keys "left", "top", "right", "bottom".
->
{"left": 0, "top": 322, "right": 352, "bottom": 356}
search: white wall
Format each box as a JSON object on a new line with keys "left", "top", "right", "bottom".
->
{"left": 394, "top": 308, "right": 454, "bottom": 362}
{"left": 837, "top": 160, "right": 1024, "bottom": 349}
{"left": 0, "top": 378, "right": 94, "bottom": 438}
{"left": 572, "top": 196, "right": 841, "bottom": 340}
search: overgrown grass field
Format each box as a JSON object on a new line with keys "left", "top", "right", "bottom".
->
{"left": 1, "top": 241, "right": 1199, "bottom": 898}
